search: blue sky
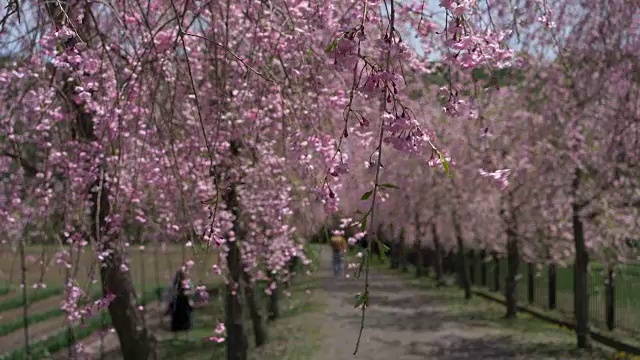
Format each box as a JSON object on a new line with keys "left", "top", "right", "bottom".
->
{"left": 2, "top": 0, "right": 557, "bottom": 61}
{"left": 389, "top": 0, "right": 558, "bottom": 62}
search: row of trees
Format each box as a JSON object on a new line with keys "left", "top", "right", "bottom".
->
{"left": 2, "top": 0, "right": 637, "bottom": 358}
{"left": 338, "top": 1, "right": 640, "bottom": 350}
{"left": 0, "top": 0, "right": 348, "bottom": 358}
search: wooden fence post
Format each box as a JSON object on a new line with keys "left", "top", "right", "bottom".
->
{"left": 548, "top": 263, "right": 557, "bottom": 310}
{"left": 606, "top": 268, "right": 615, "bottom": 331}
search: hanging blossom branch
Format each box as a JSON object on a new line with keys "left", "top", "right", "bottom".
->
{"left": 321, "top": 0, "right": 520, "bottom": 354}
{"left": 321, "top": 0, "right": 442, "bottom": 211}
{"left": 321, "top": 0, "right": 441, "bottom": 355}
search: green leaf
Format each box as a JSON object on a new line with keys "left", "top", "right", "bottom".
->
{"left": 360, "top": 190, "right": 373, "bottom": 200}
{"left": 353, "top": 292, "right": 368, "bottom": 308}
{"left": 379, "top": 183, "right": 400, "bottom": 189}
{"left": 325, "top": 39, "right": 338, "bottom": 53}
{"left": 376, "top": 239, "right": 390, "bottom": 263}
{"left": 376, "top": 240, "right": 390, "bottom": 252}
{"left": 437, "top": 151, "right": 453, "bottom": 177}
{"left": 360, "top": 215, "right": 368, "bottom": 231}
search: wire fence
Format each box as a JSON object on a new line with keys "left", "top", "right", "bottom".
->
{"left": 463, "top": 251, "right": 640, "bottom": 335}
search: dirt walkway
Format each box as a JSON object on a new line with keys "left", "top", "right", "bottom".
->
{"left": 313, "top": 248, "right": 609, "bottom": 360}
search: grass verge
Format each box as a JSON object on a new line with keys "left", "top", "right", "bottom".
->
{"left": 157, "top": 273, "right": 326, "bottom": 360}
{"left": 366, "top": 257, "right": 619, "bottom": 359}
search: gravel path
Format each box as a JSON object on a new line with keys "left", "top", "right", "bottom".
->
{"left": 312, "top": 248, "right": 608, "bottom": 360}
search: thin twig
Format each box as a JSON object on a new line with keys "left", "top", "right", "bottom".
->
{"left": 180, "top": 30, "right": 276, "bottom": 84}
{"left": 354, "top": 0, "right": 395, "bottom": 355}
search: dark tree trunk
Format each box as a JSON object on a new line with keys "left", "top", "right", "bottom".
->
{"left": 527, "top": 263, "right": 535, "bottom": 304}
{"left": 389, "top": 224, "right": 399, "bottom": 269}
{"left": 225, "top": 242, "right": 248, "bottom": 360}
{"left": 267, "top": 279, "right": 280, "bottom": 322}
{"left": 605, "top": 267, "right": 615, "bottom": 331}
{"left": 415, "top": 239, "right": 424, "bottom": 277}
{"left": 242, "top": 271, "right": 267, "bottom": 347}
{"left": 399, "top": 229, "right": 409, "bottom": 273}
{"left": 572, "top": 168, "right": 591, "bottom": 348}
{"left": 432, "top": 224, "right": 444, "bottom": 287}
{"left": 390, "top": 244, "right": 399, "bottom": 269}
{"left": 548, "top": 263, "right": 557, "bottom": 310}
{"left": 493, "top": 252, "right": 501, "bottom": 292}
{"left": 504, "top": 231, "right": 520, "bottom": 319}
{"left": 452, "top": 212, "right": 471, "bottom": 299}
{"left": 43, "top": 4, "right": 153, "bottom": 357}
{"left": 223, "top": 177, "right": 248, "bottom": 360}
{"left": 92, "top": 175, "right": 153, "bottom": 360}
{"left": 425, "top": 247, "right": 433, "bottom": 268}
{"left": 422, "top": 248, "right": 430, "bottom": 277}
{"left": 501, "top": 193, "right": 520, "bottom": 320}
{"left": 468, "top": 250, "right": 476, "bottom": 286}
{"left": 414, "top": 212, "right": 424, "bottom": 277}
{"left": 480, "top": 249, "right": 488, "bottom": 287}
{"left": 375, "top": 223, "right": 385, "bottom": 261}
{"left": 447, "top": 251, "right": 456, "bottom": 274}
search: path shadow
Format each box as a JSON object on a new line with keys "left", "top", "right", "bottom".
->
{"left": 317, "top": 259, "right": 590, "bottom": 359}
{"left": 407, "top": 335, "right": 590, "bottom": 359}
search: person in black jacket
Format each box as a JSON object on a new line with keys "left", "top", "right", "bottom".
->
{"left": 166, "top": 270, "right": 194, "bottom": 333}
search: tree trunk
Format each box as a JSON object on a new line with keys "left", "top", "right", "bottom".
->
{"left": 92, "top": 174, "right": 153, "bottom": 360}
{"left": 605, "top": 267, "right": 615, "bottom": 331}
{"left": 414, "top": 212, "right": 423, "bottom": 277}
{"left": 225, "top": 243, "right": 248, "bottom": 360}
{"left": 432, "top": 223, "right": 444, "bottom": 287}
{"left": 223, "top": 182, "right": 249, "bottom": 360}
{"left": 425, "top": 247, "right": 433, "bottom": 268}
{"left": 468, "top": 250, "right": 476, "bottom": 286}
{"left": 493, "top": 252, "right": 501, "bottom": 292}
{"left": 452, "top": 212, "right": 471, "bottom": 299}
{"left": 100, "top": 250, "right": 153, "bottom": 359}
{"left": 375, "top": 223, "right": 385, "bottom": 261}
{"left": 548, "top": 263, "right": 557, "bottom": 310}
{"left": 18, "top": 238, "right": 30, "bottom": 358}
{"left": 415, "top": 239, "right": 424, "bottom": 277}
{"left": 399, "top": 229, "right": 409, "bottom": 273}
{"left": 422, "top": 248, "right": 430, "bottom": 277}
{"left": 267, "top": 279, "right": 280, "bottom": 321}
{"left": 242, "top": 271, "right": 267, "bottom": 347}
{"left": 504, "top": 231, "right": 520, "bottom": 319}
{"left": 388, "top": 224, "right": 398, "bottom": 269}
{"left": 480, "top": 249, "right": 487, "bottom": 287}
{"left": 44, "top": 4, "right": 153, "bottom": 358}
{"left": 572, "top": 168, "right": 591, "bottom": 348}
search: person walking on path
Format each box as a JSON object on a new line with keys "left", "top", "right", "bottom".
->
{"left": 165, "top": 269, "right": 194, "bottom": 333}
{"left": 329, "top": 230, "right": 348, "bottom": 277}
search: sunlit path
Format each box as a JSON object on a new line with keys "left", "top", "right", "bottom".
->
{"left": 313, "top": 248, "right": 611, "bottom": 360}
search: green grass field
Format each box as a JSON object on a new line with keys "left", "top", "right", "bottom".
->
{"left": 0, "top": 244, "right": 219, "bottom": 357}
{"left": 0, "top": 243, "right": 322, "bottom": 359}
{"left": 152, "top": 275, "right": 325, "bottom": 360}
